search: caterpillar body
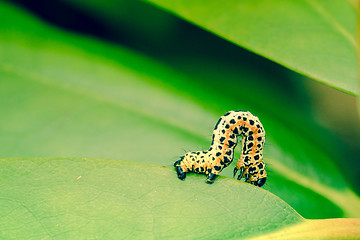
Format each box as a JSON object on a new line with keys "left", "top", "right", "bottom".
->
{"left": 174, "top": 110, "right": 267, "bottom": 187}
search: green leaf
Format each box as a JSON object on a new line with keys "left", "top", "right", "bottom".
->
{"left": 1, "top": 158, "right": 360, "bottom": 239}
{"left": 248, "top": 218, "right": 360, "bottom": 240}
{"left": 146, "top": 0, "right": 359, "bottom": 95}
{"left": 0, "top": 1, "right": 359, "bottom": 221}
{"left": 0, "top": 158, "right": 303, "bottom": 239}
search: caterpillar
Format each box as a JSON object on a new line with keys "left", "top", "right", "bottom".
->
{"left": 174, "top": 110, "right": 267, "bottom": 187}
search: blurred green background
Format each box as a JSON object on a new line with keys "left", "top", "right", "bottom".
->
{"left": 1, "top": 0, "right": 359, "bottom": 220}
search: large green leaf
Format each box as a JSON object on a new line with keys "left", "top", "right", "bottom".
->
{"left": 1, "top": 158, "right": 359, "bottom": 240}
{"left": 0, "top": 158, "right": 302, "bottom": 239}
{"left": 146, "top": 0, "right": 359, "bottom": 95}
{"left": 0, "top": 1, "right": 359, "bottom": 221}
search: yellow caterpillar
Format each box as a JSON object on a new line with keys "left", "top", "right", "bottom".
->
{"left": 174, "top": 110, "right": 266, "bottom": 187}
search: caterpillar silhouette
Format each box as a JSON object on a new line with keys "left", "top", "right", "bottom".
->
{"left": 174, "top": 110, "right": 267, "bottom": 187}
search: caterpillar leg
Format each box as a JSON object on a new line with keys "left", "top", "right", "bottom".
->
{"left": 233, "top": 166, "right": 245, "bottom": 180}
{"left": 233, "top": 157, "right": 246, "bottom": 180}
{"left": 174, "top": 160, "right": 186, "bottom": 180}
{"left": 248, "top": 174, "right": 266, "bottom": 187}
{"left": 254, "top": 178, "right": 266, "bottom": 187}
{"left": 205, "top": 173, "right": 217, "bottom": 184}
{"left": 233, "top": 157, "right": 267, "bottom": 187}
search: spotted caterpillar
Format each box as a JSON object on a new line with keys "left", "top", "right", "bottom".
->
{"left": 174, "top": 110, "right": 267, "bottom": 187}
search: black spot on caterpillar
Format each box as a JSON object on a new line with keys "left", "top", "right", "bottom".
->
{"left": 174, "top": 110, "right": 267, "bottom": 186}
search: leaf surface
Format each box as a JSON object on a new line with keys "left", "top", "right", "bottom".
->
{"left": 0, "top": 158, "right": 303, "bottom": 239}
{"left": 146, "top": 0, "right": 359, "bottom": 95}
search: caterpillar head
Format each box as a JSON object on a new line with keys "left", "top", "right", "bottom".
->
{"left": 248, "top": 161, "right": 267, "bottom": 187}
